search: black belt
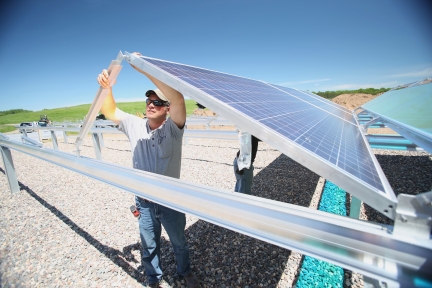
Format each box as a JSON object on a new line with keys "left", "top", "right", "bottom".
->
{"left": 138, "top": 196, "right": 153, "bottom": 203}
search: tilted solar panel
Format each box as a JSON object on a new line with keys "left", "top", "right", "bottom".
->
{"left": 361, "top": 83, "right": 432, "bottom": 153}
{"left": 125, "top": 52, "right": 397, "bottom": 218}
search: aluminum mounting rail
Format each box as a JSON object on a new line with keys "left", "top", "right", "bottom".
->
{"left": 25, "top": 126, "right": 123, "bottom": 134}
{"left": 0, "top": 137, "right": 431, "bottom": 287}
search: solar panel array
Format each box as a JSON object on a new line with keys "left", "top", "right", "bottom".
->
{"left": 140, "top": 56, "right": 387, "bottom": 194}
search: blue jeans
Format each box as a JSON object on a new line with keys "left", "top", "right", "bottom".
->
{"left": 233, "top": 157, "right": 254, "bottom": 195}
{"left": 135, "top": 196, "right": 191, "bottom": 284}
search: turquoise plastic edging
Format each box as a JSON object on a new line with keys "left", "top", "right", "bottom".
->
{"left": 296, "top": 181, "right": 346, "bottom": 288}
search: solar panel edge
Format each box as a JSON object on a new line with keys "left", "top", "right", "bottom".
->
{"left": 138, "top": 54, "right": 265, "bottom": 84}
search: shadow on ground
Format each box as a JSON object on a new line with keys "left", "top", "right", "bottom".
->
{"left": 364, "top": 154, "right": 432, "bottom": 226}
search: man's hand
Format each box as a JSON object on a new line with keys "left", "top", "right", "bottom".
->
{"left": 97, "top": 69, "right": 116, "bottom": 89}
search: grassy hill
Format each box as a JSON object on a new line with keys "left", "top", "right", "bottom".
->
{"left": 0, "top": 100, "right": 198, "bottom": 133}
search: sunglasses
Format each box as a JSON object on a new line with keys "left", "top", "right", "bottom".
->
{"left": 146, "top": 98, "right": 169, "bottom": 107}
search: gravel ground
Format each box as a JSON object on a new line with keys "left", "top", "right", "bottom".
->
{"left": 1, "top": 134, "right": 431, "bottom": 288}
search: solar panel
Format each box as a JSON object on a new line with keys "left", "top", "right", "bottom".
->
{"left": 361, "top": 82, "right": 432, "bottom": 154}
{"left": 125, "top": 52, "right": 398, "bottom": 218}
{"left": 362, "top": 83, "right": 432, "bottom": 133}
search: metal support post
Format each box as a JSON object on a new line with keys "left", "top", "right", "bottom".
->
{"left": 21, "top": 130, "right": 28, "bottom": 140}
{"left": 51, "top": 131, "right": 58, "bottom": 150}
{"left": 98, "top": 132, "right": 104, "bottom": 148}
{"left": 350, "top": 196, "right": 362, "bottom": 219}
{"left": 92, "top": 133, "right": 102, "bottom": 160}
{"left": 0, "top": 146, "right": 20, "bottom": 194}
{"left": 63, "top": 131, "right": 68, "bottom": 144}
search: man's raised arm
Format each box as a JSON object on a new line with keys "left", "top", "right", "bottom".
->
{"left": 97, "top": 69, "right": 123, "bottom": 125}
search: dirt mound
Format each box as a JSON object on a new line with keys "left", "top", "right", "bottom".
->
{"left": 331, "top": 93, "right": 380, "bottom": 111}
{"left": 192, "top": 108, "right": 216, "bottom": 117}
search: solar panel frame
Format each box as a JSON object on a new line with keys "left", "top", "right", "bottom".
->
{"left": 124, "top": 51, "right": 398, "bottom": 219}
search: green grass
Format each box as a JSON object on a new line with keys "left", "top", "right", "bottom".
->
{"left": 0, "top": 125, "right": 17, "bottom": 133}
{"left": 0, "top": 100, "right": 198, "bottom": 125}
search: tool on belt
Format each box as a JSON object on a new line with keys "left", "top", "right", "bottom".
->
{"left": 130, "top": 205, "right": 140, "bottom": 217}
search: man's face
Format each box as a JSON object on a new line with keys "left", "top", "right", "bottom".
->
{"left": 146, "top": 95, "right": 169, "bottom": 121}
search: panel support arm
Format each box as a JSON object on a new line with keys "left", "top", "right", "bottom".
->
{"left": 393, "top": 191, "right": 432, "bottom": 240}
{"left": 74, "top": 51, "right": 124, "bottom": 155}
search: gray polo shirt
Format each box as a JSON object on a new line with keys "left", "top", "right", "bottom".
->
{"left": 118, "top": 112, "right": 184, "bottom": 179}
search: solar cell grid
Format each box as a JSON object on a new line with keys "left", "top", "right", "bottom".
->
{"left": 140, "top": 55, "right": 389, "bottom": 194}
{"left": 260, "top": 110, "right": 322, "bottom": 141}
{"left": 272, "top": 85, "right": 357, "bottom": 125}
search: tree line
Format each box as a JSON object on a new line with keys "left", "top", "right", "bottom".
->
{"left": 0, "top": 109, "right": 32, "bottom": 116}
{"left": 313, "top": 87, "right": 390, "bottom": 99}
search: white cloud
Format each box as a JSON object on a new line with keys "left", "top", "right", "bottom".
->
{"left": 388, "top": 68, "right": 432, "bottom": 78}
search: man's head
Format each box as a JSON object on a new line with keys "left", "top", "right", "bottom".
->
{"left": 145, "top": 89, "right": 170, "bottom": 124}
{"left": 145, "top": 89, "right": 170, "bottom": 105}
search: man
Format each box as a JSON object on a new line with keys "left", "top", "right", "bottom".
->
{"left": 97, "top": 52, "right": 200, "bottom": 288}
{"left": 233, "top": 135, "right": 259, "bottom": 195}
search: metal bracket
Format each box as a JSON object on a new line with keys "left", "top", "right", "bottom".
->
{"left": 353, "top": 107, "right": 364, "bottom": 114}
{"left": 361, "top": 117, "right": 382, "bottom": 134}
{"left": 393, "top": 191, "right": 432, "bottom": 240}
{"left": 21, "top": 135, "right": 44, "bottom": 148}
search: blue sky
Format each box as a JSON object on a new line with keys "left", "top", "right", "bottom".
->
{"left": 1, "top": 0, "right": 431, "bottom": 111}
